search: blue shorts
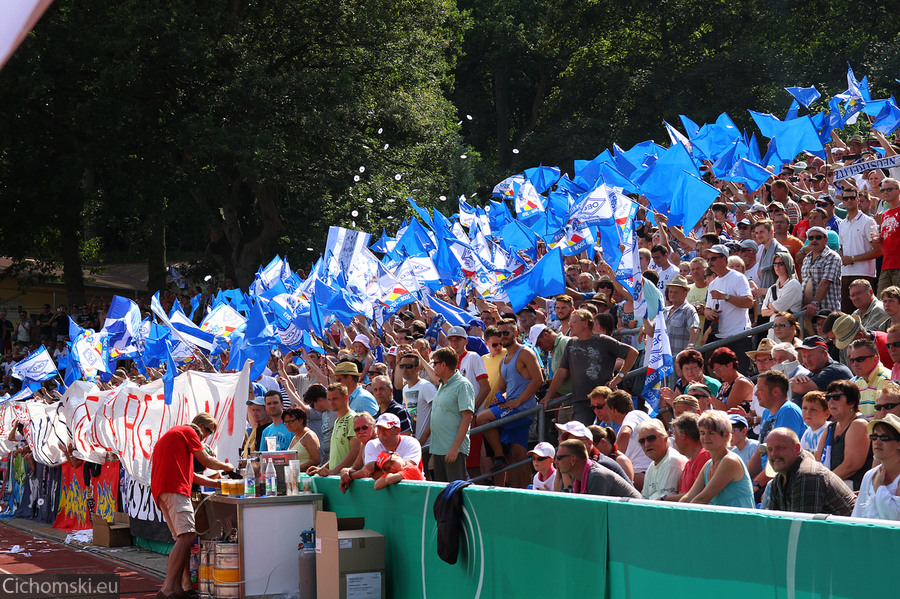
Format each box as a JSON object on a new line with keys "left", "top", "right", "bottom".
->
{"left": 489, "top": 405, "right": 533, "bottom": 448}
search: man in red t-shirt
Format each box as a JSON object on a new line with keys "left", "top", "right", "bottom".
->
{"left": 151, "top": 412, "right": 233, "bottom": 599}
{"left": 878, "top": 178, "right": 900, "bottom": 294}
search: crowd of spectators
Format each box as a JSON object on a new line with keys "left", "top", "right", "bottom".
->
{"left": 6, "top": 130, "right": 900, "bottom": 523}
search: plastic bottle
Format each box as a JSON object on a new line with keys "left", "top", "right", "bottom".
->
{"left": 244, "top": 463, "right": 256, "bottom": 497}
{"left": 265, "top": 458, "right": 277, "bottom": 496}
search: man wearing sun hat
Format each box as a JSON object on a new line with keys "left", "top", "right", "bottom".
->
{"left": 333, "top": 360, "right": 378, "bottom": 416}
{"left": 663, "top": 275, "right": 699, "bottom": 357}
{"left": 800, "top": 226, "right": 843, "bottom": 317}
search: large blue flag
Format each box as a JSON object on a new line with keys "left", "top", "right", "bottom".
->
{"left": 502, "top": 247, "right": 566, "bottom": 312}
{"left": 785, "top": 86, "right": 820, "bottom": 108}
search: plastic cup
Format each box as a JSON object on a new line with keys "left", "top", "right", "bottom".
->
{"left": 265, "top": 437, "right": 277, "bottom": 452}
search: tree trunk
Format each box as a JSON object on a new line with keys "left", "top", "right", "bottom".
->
{"left": 58, "top": 201, "right": 86, "bottom": 307}
{"left": 494, "top": 62, "right": 511, "bottom": 170}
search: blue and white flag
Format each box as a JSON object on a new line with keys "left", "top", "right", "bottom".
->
{"left": 569, "top": 184, "right": 615, "bottom": 227}
{"left": 200, "top": 303, "right": 247, "bottom": 338}
{"left": 513, "top": 180, "right": 546, "bottom": 217}
{"left": 101, "top": 295, "right": 142, "bottom": 359}
{"left": 642, "top": 311, "right": 673, "bottom": 416}
{"left": 11, "top": 347, "right": 58, "bottom": 383}
{"left": 169, "top": 265, "right": 187, "bottom": 289}
{"left": 169, "top": 302, "right": 216, "bottom": 351}
{"left": 458, "top": 196, "right": 477, "bottom": 227}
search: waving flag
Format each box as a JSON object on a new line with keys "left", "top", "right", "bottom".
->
{"left": 720, "top": 157, "right": 773, "bottom": 192}
{"left": 553, "top": 224, "right": 595, "bottom": 257}
{"left": 69, "top": 327, "right": 110, "bottom": 382}
{"left": 785, "top": 86, "right": 820, "bottom": 108}
{"left": 569, "top": 184, "right": 615, "bottom": 227}
{"left": 458, "top": 196, "right": 477, "bottom": 227}
{"left": 514, "top": 180, "right": 546, "bottom": 217}
{"left": 325, "top": 226, "right": 372, "bottom": 274}
{"left": 169, "top": 301, "right": 215, "bottom": 351}
{"left": 502, "top": 247, "right": 566, "bottom": 312}
{"left": 642, "top": 310, "right": 673, "bottom": 415}
{"left": 101, "top": 295, "right": 142, "bottom": 359}
{"left": 200, "top": 303, "right": 247, "bottom": 338}
{"left": 11, "top": 347, "right": 58, "bottom": 383}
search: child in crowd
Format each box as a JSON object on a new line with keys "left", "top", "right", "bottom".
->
{"left": 528, "top": 442, "right": 557, "bottom": 491}
{"left": 373, "top": 451, "right": 424, "bottom": 490}
{"left": 800, "top": 391, "right": 830, "bottom": 453}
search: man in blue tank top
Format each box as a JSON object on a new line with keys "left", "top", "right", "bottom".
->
{"left": 475, "top": 318, "right": 544, "bottom": 487}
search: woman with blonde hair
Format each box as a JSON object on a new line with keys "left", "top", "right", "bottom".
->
{"left": 680, "top": 410, "right": 753, "bottom": 508}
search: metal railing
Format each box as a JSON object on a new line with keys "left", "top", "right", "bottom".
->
{"left": 429, "top": 309, "right": 807, "bottom": 486}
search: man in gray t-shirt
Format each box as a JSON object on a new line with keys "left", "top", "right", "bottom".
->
{"left": 545, "top": 309, "right": 637, "bottom": 425}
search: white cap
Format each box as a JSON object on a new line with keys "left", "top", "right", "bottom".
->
{"left": 527, "top": 441, "right": 556, "bottom": 459}
{"left": 528, "top": 324, "right": 547, "bottom": 347}
{"left": 447, "top": 326, "right": 467, "bottom": 338}
{"left": 353, "top": 334, "right": 371, "bottom": 349}
{"left": 554, "top": 420, "right": 592, "bottom": 440}
{"left": 375, "top": 413, "right": 401, "bottom": 429}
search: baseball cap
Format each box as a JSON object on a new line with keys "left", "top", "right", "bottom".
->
{"left": 447, "top": 326, "right": 468, "bottom": 338}
{"left": 707, "top": 244, "right": 729, "bottom": 256}
{"left": 797, "top": 335, "right": 829, "bottom": 350}
{"left": 729, "top": 414, "right": 748, "bottom": 429}
{"left": 739, "top": 239, "right": 759, "bottom": 252}
{"left": 554, "top": 420, "right": 592, "bottom": 440}
{"left": 467, "top": 318, "right": 486, "bottom": 331}
{"left": 376, "top": 451, "right": 396, "bottom": 470}
{"left": 685, "top": 382, "right": 712, "bottom": 398}
{"left": 247, "top": 395, "right": 266, "bottom": 406}
{"left": 527, "top": 442, "right": 556, "bottom": 460}
{"left": 528, "top": 324, "right": 547, "bottom": 347}
{"left": 375, "top": 413, "right": 401, "bottom": 429}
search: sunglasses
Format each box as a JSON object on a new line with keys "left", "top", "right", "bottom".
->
{"left": 869, "top": 434, "right": 900, "bottom": 442}
{"left": 880, "top": 187, "right": 898, "bottom": 192}
{"left": 848, "top": 355, "right": 877, "bottom": 364}
{"left": 773, "top": 261, "right": 785, "bottom": 266}
{"left": 532, "top": 456, "right": 551, "bottom": 461}
{"left": 807, "top": 235, "right": 825, "bottom": 241}
{"left": 598, "top": 283, "right": 614, "bottom": 289}
{"left": 637, "top": 434, "right": 660, "bottom": 445}
{"left": 354, "top": 425, "right": 370, "bottom": 433}
{"left": 886, "top": 341, "right": 900, "bottom": 349}
{"left": 489, "top": 342, "right": 501, "bottom": 348}
{"left": 591, "top": 403, "right": 606, "bottom": 410}
{"left": 282, "top": 419, "right": 296, "bottom": 425}
{"left": 554, "top": 454, "right": 575, "bottom": 462}
{"left": 875, "top": 402, "right": 900, "bottom": 411}
{"left": 824, "top": 393, "right": 845, "bottom": 401}
{"left": 842, "top": 196, "right": 858, "bottom": 201}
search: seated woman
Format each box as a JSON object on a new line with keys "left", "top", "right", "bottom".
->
{"left": 660, "top": 349, "right": 722, "bottom": 414}
{"left": 767, "top": 311, "right": 802, "bottom": 347}
{"left": 680, "top": 410, "right": 753, "bottom": 508}
{"left": 282, "top": 407, "right": 321, "bottom": 473}
{"left": 708, "top": 348, "right": 753, "bottom": 412}
{"left": 760, "top": 253, "right": 803, "bottom": 319}
{"left": 815, "top": 380, "right": 873, "bottom": 492}
{"left": 853, "top": 414, "right": 900, "bottom": 520}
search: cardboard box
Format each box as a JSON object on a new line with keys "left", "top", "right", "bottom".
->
{"left": 316, "top": 511, "right": 385, "bottom": 599}
{"left": 92, "top": 512, "right": 132, "bottom": 547}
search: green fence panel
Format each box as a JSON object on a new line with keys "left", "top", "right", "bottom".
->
{"left": 312, "top": 477, "right": 608, "bottom": 598}
{"left": 606, "top": 500, "right": 900, "bottom": 598}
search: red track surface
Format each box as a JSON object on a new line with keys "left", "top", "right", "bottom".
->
{"left": 0, "top": 523, "right": 162, "bottom": 598}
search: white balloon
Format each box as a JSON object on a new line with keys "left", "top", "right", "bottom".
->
{"left": 460, "top": 154, "right": 467, "bottom": 159}
{"left": 384, "top": 143, "right": 390, "bottom": 150}
{"left": 359, "top": 166, "right": 365, "bottom": 173}
{"left": 352, "top": 210, "right": 359, "bottom": 217}
{"left": 394, "top": 174, "right": 402, "bottom": 180}
{"left": 353, "top": 175, "right": 360, "bottom": 182}
{"left": 378, "top": 127, "right": 383, "bottom": 134}
{"left": 439, "top": 195, "right": 447, "bottom": 201}
{"left": 512, "top": 148, "right": 520, "bottom": 154}
{"left": 366, "top": 198, "right": 374, "bottom": 204}
{"left": 466, "top": 114, "right": 473, "bottom": 120}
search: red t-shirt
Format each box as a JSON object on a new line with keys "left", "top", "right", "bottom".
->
{"left": 151, "top": 425, "right": 204, "bottom": 501}
{"left": 678, "top": 448, "right": 711, "bottom": 494}
{"left": 881, "top": 206, "right": 900, "bottom": 269}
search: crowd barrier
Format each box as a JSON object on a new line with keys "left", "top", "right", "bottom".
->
{"left": 310, "top": 476, "right": 897, "bottom": 598}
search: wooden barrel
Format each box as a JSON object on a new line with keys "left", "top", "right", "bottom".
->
{"left": 199, "top": 540, "right": 214, "bottom": 598}
{"left": 213, "top": 542, "right": 240, "bottom": 598}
